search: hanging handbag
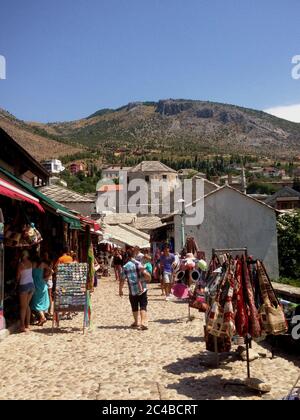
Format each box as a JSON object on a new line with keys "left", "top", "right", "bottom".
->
{"left": 257, "top": 261, "right": 287, "bottom": 336}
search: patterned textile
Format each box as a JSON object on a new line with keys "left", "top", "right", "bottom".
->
{"left": 257, "top": 261, "right": 287, "bottom": 336}
{"left": 242, "top": 258, "right": 262, "bottom": 338}
{"left": 234, "top": 258, "right": 249, "bottom": 337}
{"left": 207, "top": 264, "right": 236, "bottom": 338}
{"left": 204, "top": 327, "right": 232, "bottom": 353}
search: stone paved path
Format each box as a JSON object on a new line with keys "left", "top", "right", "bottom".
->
{"left": 0, "top": 277, "right": 299, "bottom": 400}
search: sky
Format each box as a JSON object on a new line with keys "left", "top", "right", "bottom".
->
{"left": 0, "top": 0, "right": 300, "bottom": 123}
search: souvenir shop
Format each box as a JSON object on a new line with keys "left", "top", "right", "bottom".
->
{"left": 0, "top": 174, "right": 94, "bottom": 331}
{"left": 150, "top": 218, "right": 175, "bottom": 254}
{"left": 0, "top": 178, "right": 45, "bottom": 330}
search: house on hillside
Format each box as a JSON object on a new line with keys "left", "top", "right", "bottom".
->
{"left": 70, "top": 162, "right": 85, "bottom": 175}
{"left": 128, "top": 161, "right": 179, "bottom": 188}
{"left": 264, "top": 186, "right": 300, "bottom": 211}
{"left": 41, "top": 159, "right": 65, "bottom": 175}
{"left": 151, "top": 185, "right": 279, "bottom": 279}
{"left": 102, "top": 166, "right": 132, "bottom": 180}
{"left": 126, "top": 161, "right": 180, "bottom": 215}
{"left": 0, "top": 127, "right": 49, "bottom": 186}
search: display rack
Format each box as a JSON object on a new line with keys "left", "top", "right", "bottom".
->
{"left": 52, "top": 263, "right": 88, "bottom": 334}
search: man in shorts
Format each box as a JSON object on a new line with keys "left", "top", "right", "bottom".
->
{"left": 160, "top": 245, "right": 175, "bottom": 299}
{"left": 119, "top": 249, "right": 151, "bottom": 330}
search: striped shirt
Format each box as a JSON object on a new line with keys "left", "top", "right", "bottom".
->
{"left": 121, "top": 260, "right": 147, "bottom": 296}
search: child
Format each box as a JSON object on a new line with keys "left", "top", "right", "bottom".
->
{"left": 136, "top": 255, "right": 152, "bottom": 295}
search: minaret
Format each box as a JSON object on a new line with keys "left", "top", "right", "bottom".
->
{"left": 242, "top": 167, "right": 247, "bottom": 194}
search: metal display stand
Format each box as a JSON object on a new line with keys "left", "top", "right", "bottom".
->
{"left": 52, "top": 263, "right": 88, "bottom": 335}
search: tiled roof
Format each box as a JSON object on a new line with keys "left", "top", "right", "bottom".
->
{"left": 101, "top": 213, "right": 137, "bottom": 225}
{"left": 102, "top": 224, "right": 150, "bottom": 249}
{"left": 38, "top": 185, "right": 94, "bottom": 203}
{"left": 98, "top": 184, "right": 124, "bottom": 192}
{"left": 133, "top": 216, "right": 164, "bottom": 231}
{"left": 129, "top": 161, "right": 177, "bottom": 174}
{"left": 265, "top": 186, "right": 300, "bottom": 207}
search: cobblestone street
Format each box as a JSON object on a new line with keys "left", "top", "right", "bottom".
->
{"left": 0, "top": 277, "right": 299, "bottom": 400}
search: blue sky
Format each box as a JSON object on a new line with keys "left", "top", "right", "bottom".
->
{"left": 0, "top": 0, "right": 300, "bottom": 122}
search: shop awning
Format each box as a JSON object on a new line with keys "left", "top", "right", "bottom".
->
{"left": 79, "top": 216, "right": 101, "bottom": 232}
{"left": 0, "top": 177, "right": 45, "bottom": 212}
{"left": 0, "top": 167, "right": 81, "bottom": 229}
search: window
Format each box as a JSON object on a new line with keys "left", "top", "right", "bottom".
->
{"left": 162, "top": 175, "right": 167, "bottom": 180}
{"left": 145, "top": 175, "right": 150, "bottom": 182}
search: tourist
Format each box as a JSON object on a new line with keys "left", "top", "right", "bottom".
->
{"left": 16, "top": 250, "right": 35, "bottom": 333}
{"left": 153, "top": 249, "right": 163, "bottom": 295}
{"left": 31, "top": 254, "right": 51, "bottom": 326}
{"left": 119, "top": 249, "right": 151, "bottom": 330}
{"left": 113, "top": 249, "right": 123, "bottom": 282}
{"left": 160, "top": 245, "right": 175, "bottom": 299}
{"left": 42, "top": 252, "right": 54, "bottom": 319}
{"left": 143, "top": 254, "right": 153, "bottom": 278}
{"left": 56, "top": 246, "right": 73, "bottom": 265}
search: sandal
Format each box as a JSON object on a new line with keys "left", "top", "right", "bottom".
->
{"left": 130, "top": 323, "right": 140, "bottom": 329}
{"left": 140, "top": 325, "right": 149, "bottom": 331}
{"left": 37, "top": 318, "right": 47, "bottom": 326}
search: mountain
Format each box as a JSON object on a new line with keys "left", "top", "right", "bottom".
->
{"left": 1, "top": 99, "right": 300, "bottom": 162}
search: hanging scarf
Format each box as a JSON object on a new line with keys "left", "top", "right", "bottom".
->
{"left": 234, "top": 258, "right": 249, "bottom": 337}
{"left": 87, "top": 243, "right": 95, "bottom": 291}
{"left": 207, "top": 262, "right": 236, "bottom": 339}
{"left": 242, "top": 257, "right": 262, "bottom": 338}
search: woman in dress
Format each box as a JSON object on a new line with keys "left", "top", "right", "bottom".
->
{"left": 42, "top": 252, "right": 54, "bottom": 319}
{"left": 30, "top": 254, "right": 50, "bottom": 326}
{"left": 16, "top": 250, "right": 35, "bottom": 333}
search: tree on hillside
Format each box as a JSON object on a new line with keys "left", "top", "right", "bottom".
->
{"left": 277, "top": 211, "right": 300, "bottom": 281}
{"left": 247, "top": 182, "right": 277, "bottom": 195}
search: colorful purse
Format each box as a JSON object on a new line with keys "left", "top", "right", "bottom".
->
{"left": 257, "top": 261, "right": 287, "bottom": 336}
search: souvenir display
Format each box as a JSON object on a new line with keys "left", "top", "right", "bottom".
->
{"left": 203, "top": 252, "right": 288, "bottom": 353}
{"left": 55, "top": 263, "right": 88, "bottom": 312}
{"left": 4, "top": 222, "right": 42, "bottom": 248}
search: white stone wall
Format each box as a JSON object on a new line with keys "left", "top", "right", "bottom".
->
{"left": 174, "top": 187, "right": 279, "bottom": 280}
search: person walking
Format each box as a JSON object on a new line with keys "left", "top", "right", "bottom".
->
{"left": 16, "top": 250, "right": 35, "bottom": 333}
{"left": 113, "top": 249, "right": 123, "bottom": 282}
{"left": 160, "top": 245, "right": 175, "bottom": 299}
{"left": 119, "top": 249, "right": 151, "bottom": 330}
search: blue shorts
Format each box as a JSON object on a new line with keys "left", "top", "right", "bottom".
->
{"left": 19, "top": 283, "right": 35, "bottom": 294}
